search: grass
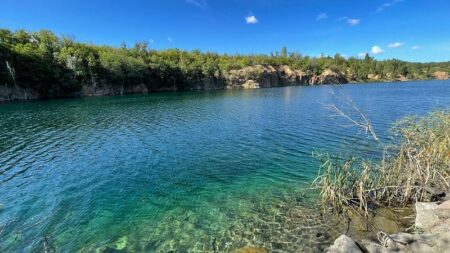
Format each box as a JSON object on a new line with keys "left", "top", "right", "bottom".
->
{"left": 313, "top": 111, "right": 450, "bottom": 215}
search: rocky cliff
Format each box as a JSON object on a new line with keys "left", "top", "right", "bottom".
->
{"left": 434, "top": 71, "right": 449, "bottom": 80}
{"left": 225, "top": 65, "right": 348, "bottom": 89}
{"left": 2, "top": 65, "right": 448, "bottom": 103}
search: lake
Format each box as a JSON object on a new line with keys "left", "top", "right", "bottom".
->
{"left": 1, "top": 81, "right": 449, "bottom": 252}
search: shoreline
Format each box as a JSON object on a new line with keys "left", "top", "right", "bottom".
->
{"left": 1, "top": 78, "right": 448, "bottom": 104}
{"left": 326, "top": 200, "right": 450, "bottom": 253}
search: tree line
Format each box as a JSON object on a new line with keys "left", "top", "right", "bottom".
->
{"left": 1, "top": 28, "right": 449, "bottom": 98}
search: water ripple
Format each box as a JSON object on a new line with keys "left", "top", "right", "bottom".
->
{"left": 0, "top": 81, "right": 449, "bottom": 252}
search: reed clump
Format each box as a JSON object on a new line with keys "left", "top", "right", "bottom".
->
{"left": 313, "top": 111, "right": 450, "bottom": 214}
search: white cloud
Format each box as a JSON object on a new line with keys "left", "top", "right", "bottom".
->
{"left": 358, "top": 52, "right": 368, "bottom": 58}
{"left": 245, "top": 15, "right": 258, "bottom": 24}
{"left": 388, "top": 42, "right": 404, "bottom": 48}
{"left": 316, "top": 13, "right": 328, "bottom": 21}
{"left": 168, "top": 37, "right": 173, "bottom": 42}
{"left": 185, "top": 0, "right": 208, "bottom": 9}
{"left": 412, "top": 46, "right": 421, "bottom": 50}
{"left": 376, "top": 0, "right": 405, "bottom": 13}
{"left": 150, "top": 39, "right": 154, "bottom": 44}
{"left": 371, "top": 45, "right": 384, "bottom": 54}
{"left": 346, "top": 18, "right": 360, "bottom": 26}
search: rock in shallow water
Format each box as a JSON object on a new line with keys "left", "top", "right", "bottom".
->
{"left": 325, "top": 235, "right": 363, "bottom": 253}
{"left": 232, "top": 246, "right": 268, "bottom": 253}
{"left": 362, "top": 232, "right": 450, "bottom": 253}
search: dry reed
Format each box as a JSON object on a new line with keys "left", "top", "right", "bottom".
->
{"left": 313, "top": 111, "right": 450, "bottom": 214}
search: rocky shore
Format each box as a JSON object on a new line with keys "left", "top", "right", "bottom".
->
{"left": 1, "top": 65, "right": 448, "bottom": 103}
{"left": 326, "top": 200, "right": 450, "bottom": 253}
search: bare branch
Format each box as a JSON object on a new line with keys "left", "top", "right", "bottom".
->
{"left": 324, "top": 76, "right": 381, "bottom": 142}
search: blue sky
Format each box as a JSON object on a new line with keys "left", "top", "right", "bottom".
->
{"left": 1, "top": 0, "right": 449, "bottom": 62}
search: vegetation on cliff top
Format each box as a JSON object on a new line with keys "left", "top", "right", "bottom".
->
{"left": 1, "top": 28, "right": 450, "bottom": 99}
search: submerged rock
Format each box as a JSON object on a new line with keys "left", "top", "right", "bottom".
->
{"left": 114, "top": 236, "right": 128, "bottom": 250}
{"left": 232, "top": 246, "right": 268, "bottom": 253}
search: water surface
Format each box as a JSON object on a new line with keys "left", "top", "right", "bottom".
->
{"left": 1, "top": 81, "right": 449, "bottom": 252}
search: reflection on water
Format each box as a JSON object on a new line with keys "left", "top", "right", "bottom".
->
{"left": 0, "top": 81, "right": 449, "bottom": 252}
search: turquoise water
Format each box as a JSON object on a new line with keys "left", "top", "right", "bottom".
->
{"left": 0, "top": 81, "right": 449, "bottom": 252}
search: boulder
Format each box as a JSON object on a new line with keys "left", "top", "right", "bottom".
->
{"left": 384, "top": 232, "right": 450, "bottom": 253}
{"left": 437, "top": 200, "right": 450, "bottom": 210}
{"left": 344, "top": 232, "right": 450, "bottom": 253}
{"left": 415, "top": 202, "right": 450, "bottom": 233}
{"left": 326, "top": 235, "right": 363, "bottom": 253}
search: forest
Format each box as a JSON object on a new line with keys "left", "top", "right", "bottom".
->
{"left": 1, "top": 28, "right": 449, "bottom": 99}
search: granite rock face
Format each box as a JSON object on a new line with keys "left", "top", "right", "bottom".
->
{"left": 0, "top": 86, "right": 40, "bottom": 102}
{"left": 434, "top": 71, "right": 449, "bottom": 80}
{"left": 225, "top": 65, "right": 348, "bottom": 89}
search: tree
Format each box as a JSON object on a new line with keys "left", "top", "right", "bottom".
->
{"left": 281, "top": 46, "right": 288, "bottom": 58}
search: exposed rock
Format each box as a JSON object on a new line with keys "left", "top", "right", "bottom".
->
{"left": 310, "top": 69, "right": 348, "bottom": 85}
{"left": 337, "top": 232, "right": 450, "bottom": 253}
{"left": 395, "top": 75, "right": 409, "bottom": 82}
{"left": 226, "top": 65, "right": 279, "bottom": 89}
{"left": 359, "top": 239, "right": 386, "bottom": 253}
{"left": 382, "top": 232, "right": 450, "bottom": 253}
{"left": 330, "top": 202, "right": 450, "bottom": 253}
{"left": 196, "top": 77, "right": 225, "bottom": 90}
{"left": 368, "top": 74, "right": 381, "bottom": 81}
{"left": 325, "top": 235, "right": 363, "bottom": 253}
{"left": 225, "top": 65, "right": 348, "bottom": 89}
{"left": 0, "top": 86, "right": 40, "bottom": 102}
{"left": 241, "top": 80, "right": 260, "bottom": 89}
{"left": 277, "top": 65, "right": 309, "bottom": 85}
{"left": 1, "top": 64, "right": 435, "bottom": 102}
{"left": 437, "top": 200, "right": 450, "bottom": 210}
{"left": 434, "top": 71, "right": 449, "bottom": 80}
{"left": 232, "top": 246, "right": 268, "bottom": 253}
{"left": 415, "top": 202, "right": 450, "bottom": 233}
